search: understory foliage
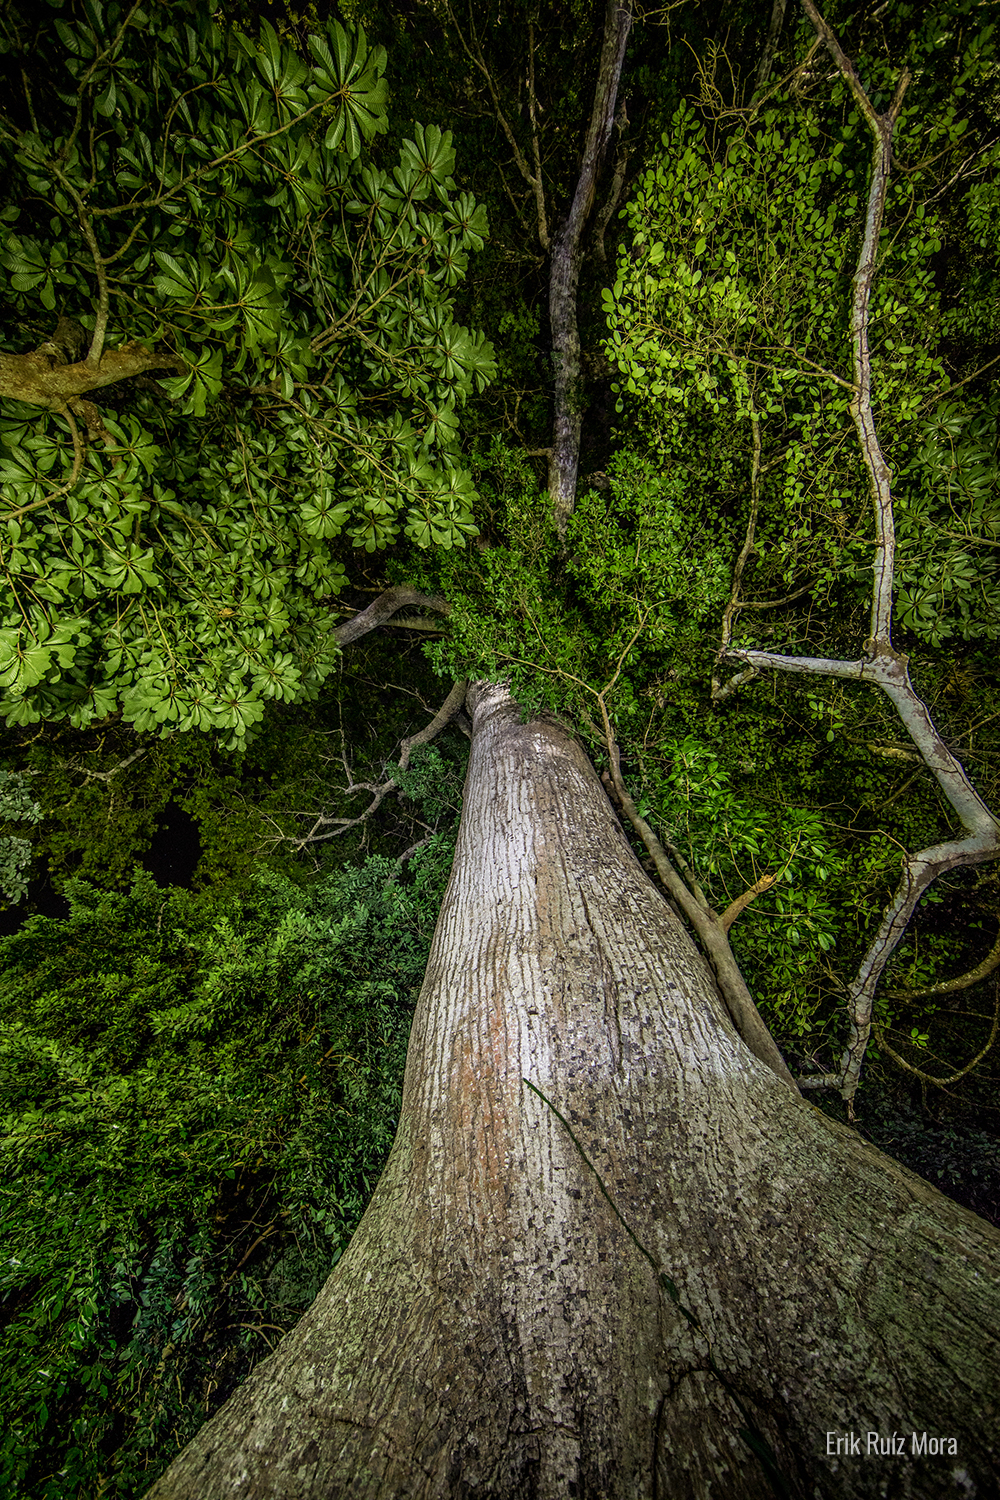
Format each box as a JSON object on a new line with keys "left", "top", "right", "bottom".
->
{"left": 0, "top": 633, "right": 468, "bottom": 898}
{"left": 0, "top": 767, "right": 40, "bottom": 902}
{"left": 0, "top": 0, "right": 493, "bottom": 746}
{"left": 0, "top": 831, "right": 455, "bottom": 1499}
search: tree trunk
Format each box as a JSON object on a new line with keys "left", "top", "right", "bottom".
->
{"left": 146, "top": 685, "right": 1000, "bottom": 1500}
{"left": 548, "top": 0, "right": 632, "bottom": 535}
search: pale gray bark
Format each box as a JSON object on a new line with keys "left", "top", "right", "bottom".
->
{"left": 147, "top": 685, "right": 1000, "bottom": 1500}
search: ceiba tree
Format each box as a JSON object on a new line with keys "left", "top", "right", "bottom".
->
{"left": 145, "top": 676, "right": 1000, "bottom": 1499}
{"left": 2, "top": 0, "right": 998, "bottom": 1492}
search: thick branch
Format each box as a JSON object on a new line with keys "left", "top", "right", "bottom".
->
{"left": 885, "top": 925, "right": 1000, "bottom": 1001}
{"left": 719, "top": 871, "right": 778, "bottom": 933}
{"left": 597, "top": 700, "right": 797, "bottom": 1089}
{"left": 0, "top": 338, "right": 184, "bottom": 411}
{"left": 724, "top": 649, "right": 865, "bottom": 681}
{"left": 332, "top": 588, "right": 451, "bottom": 649}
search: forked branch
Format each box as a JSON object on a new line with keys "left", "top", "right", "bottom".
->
{"left": 284, "top": 678, "right": 468, "bottom": 851}
{"left": 874, "top": 989, "right": 999, "bottom": 1090}
{"left": 723, "top": 2, "right": 1000, "bottom": 1108}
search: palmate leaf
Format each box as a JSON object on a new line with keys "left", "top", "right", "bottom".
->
{"left": 399, "top": 125, "right": 457, "bottom": 200}
{"left": 241, "top": 269, "right": 282, "bottom": 351}
{"left": 443, "top": 193, "right": 489, "bottom": 252}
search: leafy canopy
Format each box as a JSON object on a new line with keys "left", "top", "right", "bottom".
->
{"left": 0, "top": 0, "right": 494, "bottom": 746}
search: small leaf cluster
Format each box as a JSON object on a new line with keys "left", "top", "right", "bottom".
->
{"left": 0, "top": 766, "right": 40, "bottom": 904}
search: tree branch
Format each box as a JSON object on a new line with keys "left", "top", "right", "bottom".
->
{"left": 594, "top": 699, "right": 797, "bottom": 1089}
{"left": 874, "top": 990, "right": 999, "bottom": 1089}
{"left": 754, "top": 0, "right": 789, "bottom": 97}
{"left": 332, "top": 587, "right": 451, "bottom": 649}
{"left": 719, "top": 871, "right": 778, "bottom": 933}
{"left": 724, "top": 4, "right": 1000, "bottom": 1109}
{"left": 549, "top": 0, "right": 633, "bottom": 536}
{"left": 884, "top": 925, "right": 1000, "bottom": 1001}
{"left": 287, "top": 679, "right": 468, "bottom": 851}
{"left": 61, "top": 746, "right": 149, "bottom": 782}
{"left": 445, "top": 2, "right": 549, "bottom": 249}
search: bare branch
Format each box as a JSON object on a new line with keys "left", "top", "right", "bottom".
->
{"left": 525, "top": 21, "right": 550, "bottom": 251}
{"left": 754, "top": 0, "right": 789, "bottom": 97}
{"left": 332, "top": 588, "right": 451, "bottom": 649}
{"left": 592, "top": 98, "right": 632, "bottom": 268}
{"left": 725, "top": 649, "right": 866, "bottom": 680}
{"left": 61, "top": 747, "right": 148, "bottom": 782}
{"left": 885, "top": 926, "right": 1000, "bottom": 1001}
{"left": 711, "top": 665, "right": 759, "bottom": 703}
{"left": 51, "top": 166, "right": 111, "bottom": 367}
{"left": 445, "top": 2, "right": 549, "bottom": 249}
{"left": 289, "top": 680, "right": 468, "bottom": 851}
{"left": 874, "top": 990, "right": 999, "bottom": 1089}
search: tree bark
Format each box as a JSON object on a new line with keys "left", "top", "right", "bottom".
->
{"left": 548, "top": 0, "right": 632, "bottom": 535}
{"left": 0, "top": 333, "right": 183, "bottom": 412}
{"left": 146, "top": 686, "right": 1000, "bottom": 1500}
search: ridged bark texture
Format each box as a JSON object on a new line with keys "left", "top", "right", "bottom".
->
{"left": 147, "top": 686, "right": 1000, "bottom": 1500}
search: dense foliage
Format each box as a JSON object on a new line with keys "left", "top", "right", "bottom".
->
{"left": 604, "top": 30, "right": 1000, "bottom": 649}
{"left": 0, "top": 812, "right": 457, "bottom": 1498}
{"left": 0, "top": 0, "right": 493, "bottom": 745}
{"left": 0, "top": 767, "right": 40, "bottom": 902}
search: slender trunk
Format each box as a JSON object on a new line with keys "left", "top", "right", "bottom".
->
{"left": 147, "top": 686, "right": 1000, "bottom": 1500}
{"left": 548, "top": 0, "right": 631, "bottom": 535}
{"left": 753, "top": 0, "right": 788, "bottom": 97}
